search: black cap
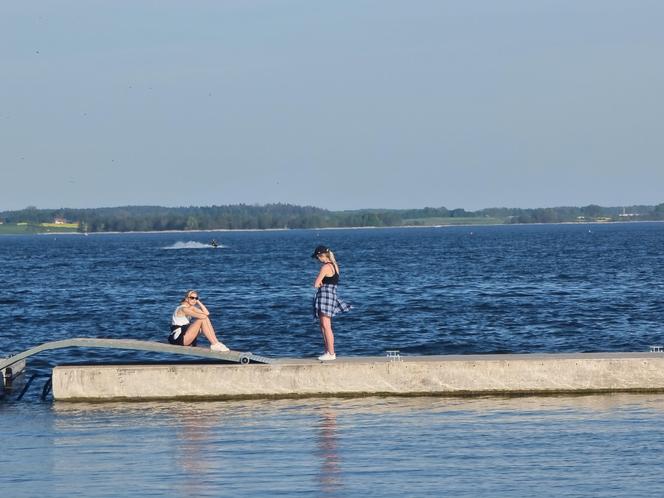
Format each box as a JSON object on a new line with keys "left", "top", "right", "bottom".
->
{"left": 312, "top": 245, "right": 329, "bottom": 258}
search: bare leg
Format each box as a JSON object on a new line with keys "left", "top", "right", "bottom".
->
{"left": 200, "top": 318, "right": 224, "bottom": 346}
{"left": 319, "top": 320, "right": 328, "bottom": 352}
{"left": 320, "top": 315, "right": 335, "bottom": 355}
{"left": 182, "top": 320, "right": 203, "bottom": 346}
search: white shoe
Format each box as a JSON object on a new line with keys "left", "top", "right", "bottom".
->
{"left": 211, "top": 342, "right": 230, "bottom": 352}
{"left": 317, "top": 352, "right": 336, "bottom": 361}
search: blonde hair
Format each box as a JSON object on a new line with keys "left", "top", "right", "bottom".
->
{"left": 181, "top": 290, "right": 198, "bottom": 304}
{"left": 325, "top": 249, "right": 340, "bottom": 274}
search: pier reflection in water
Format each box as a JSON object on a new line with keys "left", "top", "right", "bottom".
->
{"left": 7, "top": 394, "right": 656, "bottom": 496}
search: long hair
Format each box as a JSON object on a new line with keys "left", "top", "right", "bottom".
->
{"left": 326, "top": 249, "right": 340, "bottom": 274}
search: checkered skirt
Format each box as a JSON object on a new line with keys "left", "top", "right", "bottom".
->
{"left": 313, "top": 284, "right": 351, "bottom": 319}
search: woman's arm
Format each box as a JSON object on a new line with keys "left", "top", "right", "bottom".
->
{"left": 195, "top": 299, "right": 211, "bottom": 316}
{"left": 314, "top": 263, "right": 335, "bottom": 288}
{"left": 182, "top": 304, "right": 209, "bottom": 319}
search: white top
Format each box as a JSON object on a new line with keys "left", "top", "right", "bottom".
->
{"left": 171, "top": 305, "right": 190, "bottom": 326}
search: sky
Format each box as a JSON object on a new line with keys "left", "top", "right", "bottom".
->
{"left": 1, "top": 0, "right": 663, "bottom": 212}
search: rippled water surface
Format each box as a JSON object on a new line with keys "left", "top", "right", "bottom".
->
{"left": 4, "top": 395, "right": 664, "bottom": 497}
{"left": 2, "top": 224, "right": 664, "bottom": 495}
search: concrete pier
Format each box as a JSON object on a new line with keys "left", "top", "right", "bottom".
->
{"left": 51, "top": 352, "right": 664, "bottom": 401}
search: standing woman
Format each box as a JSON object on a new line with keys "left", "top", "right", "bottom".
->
{"left": 169, "top": 290, "right": 230, "bottom": 352}
{"left": 312, "top": 245, "right": 351, "bottom": 361}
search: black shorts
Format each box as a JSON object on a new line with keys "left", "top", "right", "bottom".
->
{"left": 168, "top": 324, "right": 198, "bottom": 347}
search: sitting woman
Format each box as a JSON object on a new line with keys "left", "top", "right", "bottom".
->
{"left": 169, "top": 290, "right": 229, "bottom": 352}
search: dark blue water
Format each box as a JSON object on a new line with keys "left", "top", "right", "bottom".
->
{"left": 3, "top": 223, "right": 664, "bottom": 366}
{"left": 3, "top": 223, "right": 664, "bottom": 496}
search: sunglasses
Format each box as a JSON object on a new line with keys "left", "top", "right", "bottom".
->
{"left": 188, "top": 296, "right": 199, "bottom": 300}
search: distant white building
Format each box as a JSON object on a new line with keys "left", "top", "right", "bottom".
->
{"left": 618, "top": 207, "right": 638, "bottom": 218}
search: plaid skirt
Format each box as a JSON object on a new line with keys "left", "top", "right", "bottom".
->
{"left": 313, "top": 284, "right": 351, "bottom": 319}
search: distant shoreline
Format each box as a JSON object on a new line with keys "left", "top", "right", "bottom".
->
{"left": 3, "top": 203, "right": 661, "bottom": 235}
{"left": 0, "top": 219, "right": 657, "bottom": 236}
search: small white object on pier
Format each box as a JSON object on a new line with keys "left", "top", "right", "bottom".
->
{"left": 385, "top": 350, "right": 402, "bottom": 362}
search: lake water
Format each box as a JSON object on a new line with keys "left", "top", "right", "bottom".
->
{"left": 2, "top": 223, "right": 664, "bottom": 496}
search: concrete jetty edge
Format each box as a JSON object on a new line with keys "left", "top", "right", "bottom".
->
{"left": 52, "top": 352, "right": 664, "bottom": 401}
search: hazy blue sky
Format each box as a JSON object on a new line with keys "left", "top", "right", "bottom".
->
{"left": 1, "top": 1, "right": 662, "bottom": 211}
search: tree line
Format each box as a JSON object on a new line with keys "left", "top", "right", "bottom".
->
{"left": 1, "top": 203, "right": 663, "bottom": 232}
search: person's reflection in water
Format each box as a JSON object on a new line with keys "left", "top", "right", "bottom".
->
{"left": 176, "top": 408, "right": 218, "bottom": 496}
{"left": 316, "top": 408, "right": 343, "bottom": 495}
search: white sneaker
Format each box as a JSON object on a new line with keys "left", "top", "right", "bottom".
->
{"left": 210, "top": 342, "right": 230, "bottom": 352}
{"left": 317, "top": 352, "right": 336, "bottom": 361}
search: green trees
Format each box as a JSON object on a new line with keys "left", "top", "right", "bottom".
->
{"left": 581, "top": 204, "right": 603, "bottom": 218}
{"left": 1, "top": 202, "right": 663, "bottom": 232}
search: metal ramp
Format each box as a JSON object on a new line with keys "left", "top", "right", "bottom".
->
{"left": 0, "top": 338, "right": 273, "bottom": 371}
